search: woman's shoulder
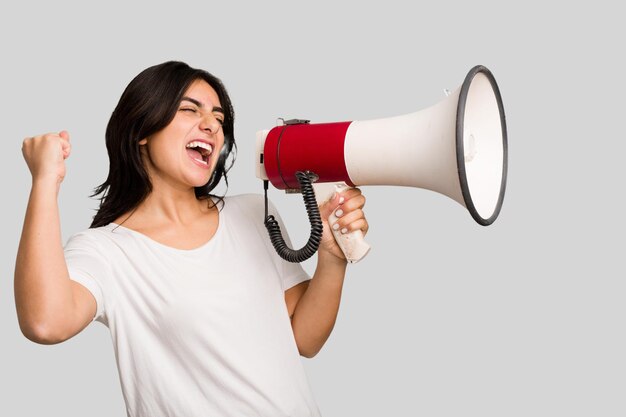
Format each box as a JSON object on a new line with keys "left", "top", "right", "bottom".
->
{"left": 222, "top": 193, "right": 276, "bottom": 226}
{"left": 64, "top": 223, "right": 118, "bottom": 250}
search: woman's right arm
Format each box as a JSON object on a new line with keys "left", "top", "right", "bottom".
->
{"left": 14, "top": 131, "right": 97, "bottom": 344}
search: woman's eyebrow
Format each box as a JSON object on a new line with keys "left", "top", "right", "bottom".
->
{"left": 181, "top": 97, "right": 225, "bottom": 114}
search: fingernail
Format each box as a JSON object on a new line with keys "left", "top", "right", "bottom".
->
{"left": 332, "top": 223, "right": 340, "bottom": 230}
{"left": 339, "top": 196, "right": 345, "bottom": 204}
{"left": 335, "top": 209, "right": 343, "bottom": 217}
{"left": 341, "top": 228, "right": 348, "bottom": 234}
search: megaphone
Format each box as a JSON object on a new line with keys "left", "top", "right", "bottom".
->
{"left": 256, "top": 65, "right": 507, "bottom": 263}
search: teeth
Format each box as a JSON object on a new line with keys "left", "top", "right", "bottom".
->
{"left": 186, "top": 141, "right": 213, "bottom": 155}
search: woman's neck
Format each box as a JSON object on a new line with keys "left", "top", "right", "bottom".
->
{"left": 114, "top": 186, "right": 214, "bottom": 231}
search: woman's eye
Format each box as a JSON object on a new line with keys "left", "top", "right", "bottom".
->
{"left": 180, "top": 107, "right": 197, "bottom": 113}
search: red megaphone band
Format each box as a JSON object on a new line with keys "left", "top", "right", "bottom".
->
{"left": 263, "top": 121, "right": 356, "bottom": 189}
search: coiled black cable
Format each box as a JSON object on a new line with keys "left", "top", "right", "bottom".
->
{"left": 264, "top": 171, "right": 323, "bottom": 263}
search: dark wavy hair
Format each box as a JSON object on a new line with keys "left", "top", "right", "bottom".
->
{"left": 89, "top": 61, "right": 236, "bottom": 228}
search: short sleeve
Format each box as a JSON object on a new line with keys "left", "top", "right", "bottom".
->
{"left": 264, "top": 199, "right": 312, "bottom": 291}
{"left": 64, "top": 231, "right": 112, "bottom": 324}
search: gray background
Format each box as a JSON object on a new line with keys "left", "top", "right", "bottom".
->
{"left": 2, "top": 1, "right": 624, "bottom": 416}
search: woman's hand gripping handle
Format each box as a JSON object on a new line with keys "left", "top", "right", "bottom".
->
{"left": 314, "top": 183, "right": 370, "bottom": 263}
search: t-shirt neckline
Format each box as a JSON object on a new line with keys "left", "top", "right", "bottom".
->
{"left": 106, "top": 199, "right": 224, "bottom": 254}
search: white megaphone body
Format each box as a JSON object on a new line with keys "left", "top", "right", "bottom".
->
{"left": 256, "top": 65, "right": 507, "bottom": 264}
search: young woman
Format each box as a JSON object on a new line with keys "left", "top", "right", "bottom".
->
{"left": 14, "top": 61, "right": 368, "bottom": 417}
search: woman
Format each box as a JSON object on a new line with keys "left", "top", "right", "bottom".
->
{"left": 15, "top": 61, "right": 368, "bottom": 417}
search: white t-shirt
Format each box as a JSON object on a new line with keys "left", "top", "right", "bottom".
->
{"left": 64, "top": 194, "right": 321, "bottom": 417}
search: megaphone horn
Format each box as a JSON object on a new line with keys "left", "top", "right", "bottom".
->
{"left": 256, "top": 65, "right": 508, "bottom": 262}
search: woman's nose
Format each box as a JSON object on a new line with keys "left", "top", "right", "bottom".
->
{"left": 199, "top": 114, "right": 221, "bottom": 134}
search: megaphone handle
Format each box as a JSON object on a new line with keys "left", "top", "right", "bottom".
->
{"left": 327, "top": 184, "right": 371, "bottom": 264}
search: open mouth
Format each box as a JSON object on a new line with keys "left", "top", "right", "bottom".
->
{"left": 186, "top": 141, "right": 213, "bottom": 166}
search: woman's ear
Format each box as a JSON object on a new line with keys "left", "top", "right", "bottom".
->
{"left": 139, "top": 138, "right": 148, "bottom": 145}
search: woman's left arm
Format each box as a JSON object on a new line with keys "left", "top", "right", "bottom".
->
{"left": 286, "top": 189, "right": 368, "bottom": 358}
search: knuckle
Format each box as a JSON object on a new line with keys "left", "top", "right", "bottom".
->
{"left": 352, "top": 197, "right": 365, "bottom": 209}
{"left": 344, "top": 212, "right": 360, "bottom": 224}
{"left": 343, "top": 194, "right": 366, "bottom": 210}
{"left": 335, "top": 218, "right": 346, "bottom": 228}
{"left": 354, "top": 219, "right": 367, "bottom": 231}
{"left": 344, "top": 199, "right": 360, "bottom": 212}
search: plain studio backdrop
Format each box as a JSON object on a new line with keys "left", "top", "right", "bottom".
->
{"left": 1, "top": 1, "right": 624, "bottom": 416}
